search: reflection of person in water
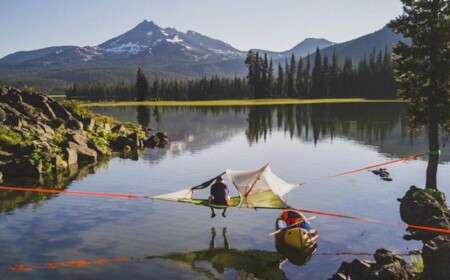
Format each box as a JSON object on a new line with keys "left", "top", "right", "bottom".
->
{"left": 209, "top": 227, "right": 229, "bottom": 251}
{"left": 154, "top": 227, "right": 290, "bottom": 279}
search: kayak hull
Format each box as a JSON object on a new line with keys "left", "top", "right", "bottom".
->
{"left": 275, "top": 209, "right": 318, "bottom": 249}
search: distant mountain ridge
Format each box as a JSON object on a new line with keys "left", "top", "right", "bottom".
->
{"left": 253, "top": 38, "right": 334, "bottom": 61}
{"left": 0, "top": 20, "right": 407, "bottom": 93}
{"left": 0, "top": 20, "right": 245, "bottom": 66}
{"left": 312, "top": 25, "right": 409, "bottom": 64}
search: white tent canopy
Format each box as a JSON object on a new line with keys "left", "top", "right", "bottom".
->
{"left": 151, "top": 164, "right": 300, "bottom": 209}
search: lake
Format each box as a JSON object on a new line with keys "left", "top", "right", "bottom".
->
{"left": 1, "top": 103, "right": 449, "bottom": 279}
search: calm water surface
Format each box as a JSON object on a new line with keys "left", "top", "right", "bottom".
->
{"left": 1, "top": 103, "right": 449, "bottom": 279}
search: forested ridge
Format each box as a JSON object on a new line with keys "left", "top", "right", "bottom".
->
{"left": 66, "top": 47, "right": 396, "bottom": 101}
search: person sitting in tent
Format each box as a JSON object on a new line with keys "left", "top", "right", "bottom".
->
{"left": 209, "top": 176, "right": 230, "bottom": 218}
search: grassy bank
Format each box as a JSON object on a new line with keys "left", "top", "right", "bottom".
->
{"left": 80, "top": 98, "right": 406, "bottom": 107}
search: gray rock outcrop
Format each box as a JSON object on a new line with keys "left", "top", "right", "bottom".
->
{"left": 0, "top": 86, "right": 168, "bottom": 180}
{"left": 329, "top": 249, "right": 415, "bottom": 280}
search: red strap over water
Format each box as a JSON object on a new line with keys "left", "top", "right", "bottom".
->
{"left": 323, "top": 152, "right": 427, "bottom": 180}
{"left": 295, "top": 207, "right": 450, "bottom": 235}
{"left": 0, "top": 186, "right": 141, "bottom": 199}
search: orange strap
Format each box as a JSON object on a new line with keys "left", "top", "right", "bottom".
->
{"left": 0, "top": 186, "right": 141, "bottom": 199}
{"left": 323, "top": 152, "right": 427, "bottom": 180}
{"left": 295, "top": 207, "right": 450, "bottom": 235}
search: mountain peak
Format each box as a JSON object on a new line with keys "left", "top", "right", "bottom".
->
{"left": 288, "top": 38, "right": 334, "bottom": 52}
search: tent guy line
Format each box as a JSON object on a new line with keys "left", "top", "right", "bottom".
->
{"left": 298, "top": 152, "right": 427, "bottom": 186}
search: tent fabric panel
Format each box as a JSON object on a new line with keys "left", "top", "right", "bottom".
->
{"left": 237, "top": 191, "right": 288, "bottom": 209}
{"left": 225, "top": 165, "right": 271, "bottom": 196}
{"left": 151, "top": 188, "right": 194, "bottom": 202}
{"left": 226, "top": 165, "right": 299, "bottom": 198}
{"left": 262, "top": 166, "right": 300, "bottom": 197}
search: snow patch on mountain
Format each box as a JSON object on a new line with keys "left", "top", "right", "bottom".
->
{"left": 166, "top": 35, "right": 183, "bottom": 43}
{"left": 77, "top": 46, "right": 103, "bottom": 61}
{"left": 104, "top": 42, "right": 149, "bottom": 55}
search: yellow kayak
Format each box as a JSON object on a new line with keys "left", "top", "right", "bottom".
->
{"left": 274, "top": 209, "right": 318, "bottom": 249}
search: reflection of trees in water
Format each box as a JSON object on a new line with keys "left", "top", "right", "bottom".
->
{"left": 0, "top": 162, "right": 102, "bottom": 214}
{"left": 135, "top": 103, "right": 427, "bottom": 163}
{"left": 245, "top": 103, "right": 410, "bottom": 145}
{"left": 246, "top": 106, "right": 275, "bottom": 142}
{"left": 136, "top": 106, "right": 150, "bottom": 129}
{"left": 136, "top": 106, "right": 162, "bottom": 130}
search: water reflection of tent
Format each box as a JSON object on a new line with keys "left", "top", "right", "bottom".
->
{"left": 151, "top": 164, "right": 300, "bottom": 209}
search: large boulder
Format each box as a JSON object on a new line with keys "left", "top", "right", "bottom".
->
{"left": 82, "top": 117, "right": 95, "bottom": 131}
{"left": 144, "top": 131, "right": 169, "bottom": 148}
{"left": 20, "top": 91, "right": 57, "bottom": 120}
{"left": 3, "top": 157, "right": 42, "bottom": 177}
{"left": 63, "top": 146, "right": 78, "bottom": 165}
{"left": 64, "top": 141, "right": 97, "bottom": 162}
{"left": 66, "top": 118, "right": 84, "bottom": 130}
{"left": 66, "top": 131, "right": 88, "bottom": 146}
{"left": 422, "top": 235, "right": 450, "bottom": 280}
{"left": 113, "top": 132, "right": 142, "bottom": 150}
{"left": 399, "top": 185, "right": 450, "bottom": 242}
{"left": 329, "top": 249, "right": 415, "bottom": 280}
{"left": 48, "top": 101, "right": 72, "bottom": 120}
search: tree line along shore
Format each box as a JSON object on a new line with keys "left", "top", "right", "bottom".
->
{"left": 66, "top": 47, "right": 396, "bottom": 101}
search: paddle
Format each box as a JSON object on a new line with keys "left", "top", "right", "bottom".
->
{"left": 268, "top": 216, "right": 316, "bottom": 236}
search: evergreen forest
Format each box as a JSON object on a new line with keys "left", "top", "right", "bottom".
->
{"left": 66, "top": 47, "right": 396, "bottom": 101}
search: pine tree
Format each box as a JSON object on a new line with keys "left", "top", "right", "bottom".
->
{"left": 287, "top": 54, "right": 296, "bottom": 97}
{"left": 245, "top": 50, "right": 257, "bottom": 97}
{"left": 330, "top": 49, "right": 341, "bottom": 97}
{"left": 267, "top": 58, "right": 274, "bottom": 98}
{"left": 305, "top": 54, "right": 311, "bottom": 97}
{"left": 284, "top": 58, "right": 289, "bottom": 97}
{"left": 296, "top": 57, "right": 305, "bottom": 96}
{"left": 389, "top": 0, "right": 450, "bottom": 189}
{"left": 261, "top": 53, "right": 269, "bottom": 98}
{"left": 340, "top": 57, "right": 355, "bottom": 97}
{"left": 277, "top": 63, "right": 285, "bottom": 97}
{"left": 311, "top": 47, "right": 324, "bottom": 97}
{"left": 254, "top": 52, "right": 263, "bottom": 98}
{"left": 322, "top": 55, "right": 330, "bottom": 98}
{"left": 135, "top": 67, "right": 149, "bottom": 101}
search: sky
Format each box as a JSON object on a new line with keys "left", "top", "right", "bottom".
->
{"left": 0, "top": 0, "right": 404, "bottom": 59}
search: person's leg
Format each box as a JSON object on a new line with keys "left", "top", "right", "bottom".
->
{"left": 221, "top": 207, "right": 227, "bottom": 217}
{"left": 210, "top": 207, "right": 216, "bottom": 218}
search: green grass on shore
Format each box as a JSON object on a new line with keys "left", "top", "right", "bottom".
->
{"left": 81, "top": 98, "right": 405, "bottom": 107}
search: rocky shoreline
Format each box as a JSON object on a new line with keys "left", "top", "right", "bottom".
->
{"left": 330, "top": 185, "right": 450, "bottom": 280}
{"left": 0, "top": 86, "right": 168, "bottom": 183}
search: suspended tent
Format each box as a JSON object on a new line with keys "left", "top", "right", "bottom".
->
{"left": 151, "top": 164, "right": 300, "bottom": 209}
